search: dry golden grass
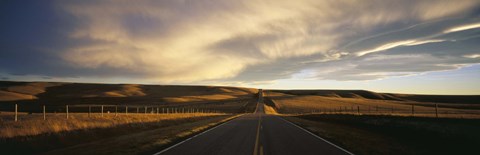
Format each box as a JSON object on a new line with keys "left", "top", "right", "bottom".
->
{"left": 164, "top": 94, "right": 237, "bottom": 103}
{"left": 264, "top": 104, "right": 278, "bottom": 115}
{"left": 265, "top": 91, "right": 480, "bottom": 118}
{"left": 0, "top": 90, "right": 35, "bottom": 101}
{"left": 0, "top": 112, "right": 224, "bottom": 138}
{"left": 6, "top": 82, "right": 63, "bottom": 95}
{"left": 42, "top": 114, "right": 242, "bottom": 155}
{"left": 0, "top": 82, "right": 63, "bottom": 101}
{"left": 285, "top": 114, "right": 480, "bottom": 155}
{"left": 98, "top": 84, "right": 146, "bottom": 97}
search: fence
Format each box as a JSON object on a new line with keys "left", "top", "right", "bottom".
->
{"left": 298, "top": 105, "right": 429, "bottom": 116}
{"left": 3, "top": 104, "right": 223, "bottom": 122}
{"left": 263, "top": 97, "right": 480, "bottom": 119}
{"left": 283, "top": 104, "right": 480, "bottom": 118}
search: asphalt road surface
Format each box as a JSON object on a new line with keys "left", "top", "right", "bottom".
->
{"left": 155, "top": 90, "right": 352, "bottom": 155}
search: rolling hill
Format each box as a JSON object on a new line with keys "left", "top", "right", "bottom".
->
{"left": 268, "top": 89, "right": 480, "bottom": 104}
{"left": 0, "top": 81, "right": 259, "bottom": 113}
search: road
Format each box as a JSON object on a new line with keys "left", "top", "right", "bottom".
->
{"left": 155, "top": 89, "right": 352, "bottom": 155}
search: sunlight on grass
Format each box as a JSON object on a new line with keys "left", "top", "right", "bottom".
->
{"left": 0, "top": 113, "right": 223, "bottom": 138}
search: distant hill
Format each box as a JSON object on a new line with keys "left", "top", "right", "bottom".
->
{"left": 1, "top": 81, "right": 478, "bottom": 106}
{"left": 0, "top": 81, "right": 258, "bottom": 105}
{"left": 268, "top": 89, "right": 480, "bottom": 104}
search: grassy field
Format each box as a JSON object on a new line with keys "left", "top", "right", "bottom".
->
{"left": 0, "top": 112, "right": 224, "bottom": 138}
{"left": 0, "top": 81, "right": 258, "bottom": 154}
{"left": 264, "top": 91, "right": 480, "bottom": 118}
{"left": 269, "top": 89, "right": 480, "bottom": 104}
{"left": 265, "top": 90, "right": 480, "bottom": 154}
{"left": 284, "top": 114, "right": 480, "bottom": 155}
{"left": 0, "top": 113, "right": 240, "bottom": 154}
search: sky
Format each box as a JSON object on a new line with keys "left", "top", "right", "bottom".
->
{"left": 1, "top": 0, "right": 480, "bottom": 95}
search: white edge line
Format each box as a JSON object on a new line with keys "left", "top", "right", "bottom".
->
{"left": 153, "top": 114, "right": 243, "bottom": 155}
{"left": 277, "top": 116, "right": 355, "bottom": 155}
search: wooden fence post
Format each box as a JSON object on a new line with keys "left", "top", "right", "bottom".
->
{"left": 101, "top": 105, "right": 104, "bottom": 117}
{"left": 66, "top": 105, "right": 69, "bottom": 119}
{"left": 115, "top": 106, "right": 118, "bottom": 116}
{"left": 157, "top": 107, "right": 159, "bottom": 115}
{"left": 144, "top": 106, "right": 147, "bottom": 114}
{"left": 15, "top": 104, "right": 18, "bottom": 122}
{"left": 411, "top": 105, "right": 414, "bottom": 116}
{"left": 88, "top": 105, "right": 91, "bottom": 117}
{"left": 137, "top": 107, "right": 139, "bottom": 113}
{"left": 435, "top": 104, "right": 438, "bottom": 118}
{"left": 43, "top": 105, "right": 46, "bottom": 120}
{"left": 357, "top": 106, "right": 360, "bottom": 115}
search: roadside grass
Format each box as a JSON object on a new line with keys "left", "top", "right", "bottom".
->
{"left": 284, "top": 114, "right": 480, "bottom": 155}
{"left": 0, "top": 112, "right": 223, "bottom": 138}
{"left": 263, "top": 104, "right": 278, "bottom": 115}
{"left": 0, "top": 113, "right": 237, "bottom": 154}
{"left": 44, "top": 114, "right": 242, "bottom": 155}
{"left": 264, "top": 93, "right": 480, "bottom": 118}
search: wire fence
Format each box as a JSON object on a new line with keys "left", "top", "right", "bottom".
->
{"left": 265, "top": 99, "right": 480, "bottom": 119}
{"left": 1, "top": 104, "right": 225, "bottom": 122}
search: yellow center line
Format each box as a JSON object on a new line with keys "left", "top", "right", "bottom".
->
{"left": 260, "top": 145, "right": 264, "bottom": 155}
{"left": 253, "top": 114, "right": 262, "bottom": 155}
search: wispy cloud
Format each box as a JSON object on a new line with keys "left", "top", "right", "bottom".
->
{"left": 444, "top": 23, "right": 480, "bottom": 33}
{"left": 355, "top": 39, "right": 446, "bottom": 56}
{"left": 464, "top": 54, "right": 480, "bottom": 59}
{"left": 1, "top": 0, "right": 480, "bottom": 84}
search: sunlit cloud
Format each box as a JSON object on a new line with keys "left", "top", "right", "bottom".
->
{"left": 444, "top": 23, "right": 480, "bottom": 33}
{"left": 464, "top": 54, "right": 480, "bottom": 59}
{"left": 310, "top": 54, "right": 468, "bottom": 81}
{"left": 356, "top": 40, "right": 417, "bottom": 56}
{"left": 355, "top": 39, "right": 446, "bottom": 56}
